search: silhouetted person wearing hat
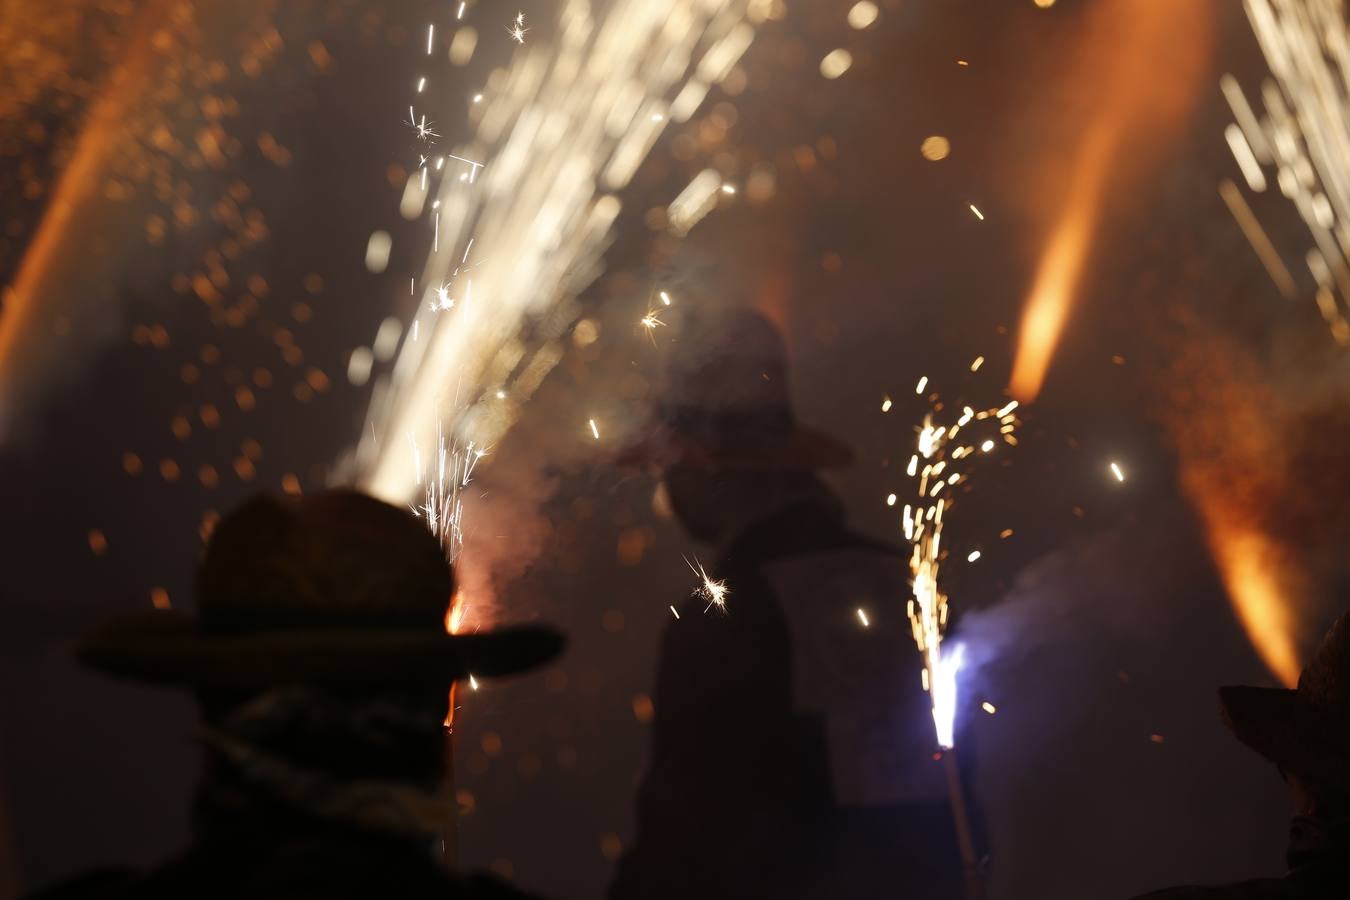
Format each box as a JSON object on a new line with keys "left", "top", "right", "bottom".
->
{"left": 28, "top": 490, "right": 563, "bottom": 900}
{"left": 1136, "top": 611, "right": 1350, "bottom": 899}
{"left": 609, "top": 309, "right": 967, "bottom": 900}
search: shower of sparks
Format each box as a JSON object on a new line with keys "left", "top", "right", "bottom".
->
{"left": 685, "top": 556, "right": 729, "bottom": 614}
{"left": 588, "top": 418, "right": 600, "bottom": 440}
{"left": 899, "top": 372, "right": 1021, "bottom": 748}
{"left": 356, "top": 2, "right": 760, "bottom": 514}
{"left": 857, "top": 608, "right": 870, "bottom": 628}
{"left": 969, "top": 204, "right": 984, "bottom": 220}
{"left": 408, "top": 421, "right": 489, "bottom": 558}
{"left": 508, "top": 12, "right": 528, "bottom": 44}
{"left": 1221, "top": 1, "right": 1350, "bottom": 343}
{"left": 1110, "top": 461, "right": 1125, "bottom": 482}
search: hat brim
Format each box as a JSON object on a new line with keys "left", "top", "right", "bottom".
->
{"left": 1220, "top": 685, "right": 1350, "bottom": 793}
{"left": 614, "top": 422, "right": 854, "bottom": 471}
{"left": 77, "top": 610, "right": 565, "bottom": 691}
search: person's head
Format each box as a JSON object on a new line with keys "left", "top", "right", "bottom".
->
{"left": 79, "top": 490, "right": 565, "bottom": 785}
{"left": 1222, "top": 607, "right": 1350, "bottom": 823}
{"left": 661, "top": 463, "right": 823, "bottom": 544}
{"left": 618, "top": 308, "right": 852, "bottom": 510}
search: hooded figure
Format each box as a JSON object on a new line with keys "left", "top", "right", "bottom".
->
{"left": 1136, "top": 609, "right": 1350, "bottom": 899}
{"left": 608, "top": 308, "right": 968, "bottom": 900}
{"left": 28, "top": 490, "right": 564, "bottom": 900}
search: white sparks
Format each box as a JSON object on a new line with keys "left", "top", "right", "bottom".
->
{"left": 456, "top": 2, "right": 465, "bottom": 19}
{"left": 432, "top": 284, "right": 454, "bottom": 311}
{"left": 856, "top": 608, "right": 870, "bottom": 627}
{"left": 886, "top": 493, "right": 897, "bottom": 507}
{"left": 1110, "top": 461, "right": 1125, "bottom": 482}
{"left": 720, "top": 183, "right": 736, "bottom": 195}
{"left": 473, "top": 93, "right": 483, "bottom": 103}
{"left": 588, "top": 418, "right": 600, "bottom": 440}
{"left": 427, "top": 24, "right": 435, "bottom": 55}
{"left": 967, "top": 550, "right": 981, "bottom": 563}
{"left": 469, "top": 674, "right": 479, "bottom": 691}
{"left": 970, "top": 355, "right": 985, "bottom": 372}
{"left": 417, "top": 77, "right": 426, "bottom": 93}
{"left": 670, "top": 605, "right": 681, "bottom": 619}
{"left": 659, "top": 290, "right": 672, "bottom": 306}
{"left": 915, "top": 375, "right": 928, "bottom": 394}
{"left": 980, "top": 439, "right": 995, "bottom": 453}
{"left": 881, "top": 395, "right": 892, "bottom": 412}
{"left": 508, "top": 11, "right": 527, "bottom": 43}
{"left": 982, "top": 701, "right": 996, "bottom": 715}
{"left": 969, "top": 204, "right": 984, "bottom": 220}
{"left": 686, "top": 557, "right": 729, "bottom": 614}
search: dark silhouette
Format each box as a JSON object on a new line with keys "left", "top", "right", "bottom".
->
{"left": 29, "top": 490, "right": 564, "bottom": 900}
{"left": 609, "top": 308, "right": 967, "bottom": 900}
{"left": 1136, "top": 610, "right": 1350, "bottom": 899}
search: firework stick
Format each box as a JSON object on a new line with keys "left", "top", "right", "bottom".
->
{"left": 940, "top": 748, "right": 984, "bottom": 900}
{"left": 443, "top": 682, "right": 459, "bottom": 867}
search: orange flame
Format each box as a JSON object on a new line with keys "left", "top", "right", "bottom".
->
{"left": 1009, "top": 0, "right": 1214, "bottom": 402}
{"left": 0, "top": 3, "right": 166, "bottom": 399}
{"left": 1202, "top": 523, "right": 1301, "bottom": 687}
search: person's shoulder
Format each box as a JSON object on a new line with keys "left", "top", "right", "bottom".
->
{"left": 23, "top": 869, "right": 137, "bottom": 900}
{"left": 1130, "top": 878, "right": 1294, "bottom": 900}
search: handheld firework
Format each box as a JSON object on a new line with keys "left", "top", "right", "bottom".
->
{"left": 898, "top": 370, "right": 1020, "bottom": 897}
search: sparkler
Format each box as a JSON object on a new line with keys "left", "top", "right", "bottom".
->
{"left": 896, "top": 372, "right": 1018, "bottom": 897}
{"left": 685, "top": 556, "right": 729, "bottom": 614}
{"left": 507, "top": 12, "right": 527, "bottom": 45}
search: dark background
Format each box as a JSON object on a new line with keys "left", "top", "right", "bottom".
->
{"left": 1, "top": 1, "right": 1339, "bottom": 898}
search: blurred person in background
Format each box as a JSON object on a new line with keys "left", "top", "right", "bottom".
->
{"left": 1136, "top": 606, "right": 1350, "bottom": 899}
{"left": 608, "top": 308, "right": 970, "bottom": 900}
{"left": 27, "top": 490, "right": 564, "bottom": 900}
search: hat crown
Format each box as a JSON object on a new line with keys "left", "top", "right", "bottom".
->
{"left": 660, "top": 308, "right": 794, "bottom": 419}
{"left": 197, "top": 491, "right": 453, "bottom": 634}
{"left": 1297, "top": 611, "right": 1350, "bottom": 713}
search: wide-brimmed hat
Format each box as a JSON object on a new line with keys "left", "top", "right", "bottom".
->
{"left": 78, "top": 490, "right": 564, "bottom": 690}
{"left": 615, "top": 307, "right": 853, "bottom": 471}
{"left": 1221, "top": 610, "right": 1350, "bottom": 793}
